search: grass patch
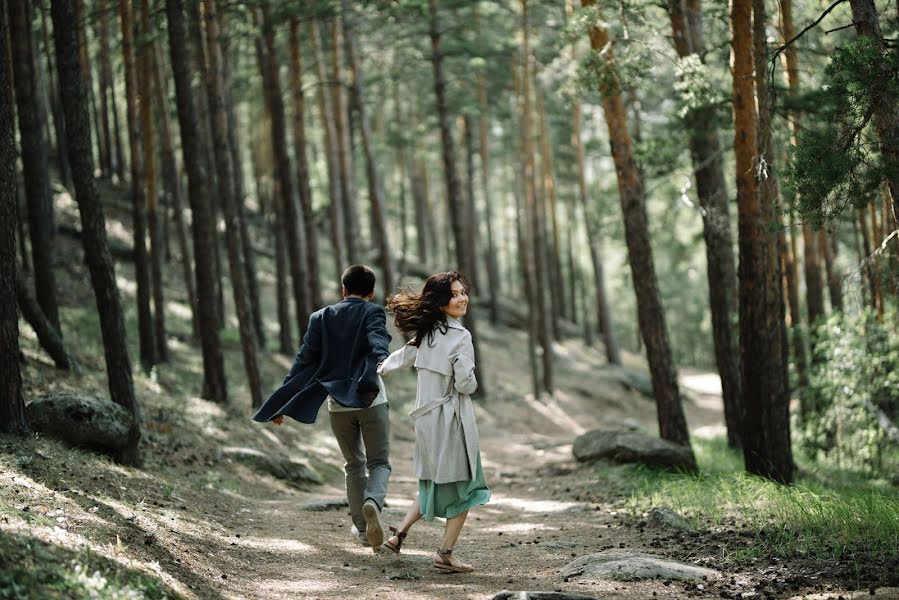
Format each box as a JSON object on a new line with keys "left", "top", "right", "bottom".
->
{"left": 0, "top": 530, "right": 178, "bottom": 600}
{"left": 613, "top": 437, "right": 899, "bottom": 563}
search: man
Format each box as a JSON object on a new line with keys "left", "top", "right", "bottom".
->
{"left": 252, "top": 265, "right": 392, "bottom": 549}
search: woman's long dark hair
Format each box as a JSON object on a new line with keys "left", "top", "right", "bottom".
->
{"left": 386, "top": 271, "right": 469, "bottom": 347}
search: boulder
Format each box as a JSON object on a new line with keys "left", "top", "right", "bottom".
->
{"left": 572, "top": 429, "right": 697, "bottom": 471}
{"left": 301, "top": 498, "right": 349, "bottom": 512}
{"left": 218, "top": 447, "right": 322, "bottom": 487}
{"left": 561, "top": 550, "right": 720, "bottom": 582}
{"left": 647, "top": 507, "right": 693, "bottom": 531}
{"left": 490, "top": 593, "right": 599, "bottom": 600}
{"left": 25, "top": 392, "right": 136, "bottom": 455}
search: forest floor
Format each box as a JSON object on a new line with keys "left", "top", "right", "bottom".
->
{"left": 2, "top": 179, "right": 898, "bottom": 599}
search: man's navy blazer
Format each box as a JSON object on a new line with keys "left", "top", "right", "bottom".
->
{"left": 252, "top": 297, "right": 391, "bottom": 424}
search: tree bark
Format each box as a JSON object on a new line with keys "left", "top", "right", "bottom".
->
{"left": 118, "top": 0, "right": 156, "bottom": 372}
{"left": 73, "top": 0, "right": 101, "bottom": 171}
{"left": 429, "top": 0, "right": 485, "bottom": 394}
{"left": 94, "top": 0, "right": 114, "bottom": 177}
{"left": 8, "top": 0, "right": 62, "bottom": 336}
{"left": 289, "top": 18, "right": 322, "bottom": 309}
{"left": 820, "top": 227, "right": 843, "bottom": 311}
{"left": 165, "top": 0, "right": 228, "bottom": 404}
{"left": 668, "top": 0, "right": 742, "bottom": 447}
{"left": 151, "top": 40, "right": 198, "bottom": 338}
{"left": 139, "top": 0, "right": 167, "bottom": 363}
{"left": 310, "top": 19, "right": 346, "bottom": 281}
{"left": 732, "top": 0, "right": 793, "bottom": 483}
{"left": 51, "top": 0, "right": 141, "bottom": 465}
{"left": 584, "top": 0, "right": 693, "bottom": 453}
{"left": 330, "top": 19, "right": 359, "bottom": 265}
{"left": 848, "top": 0, "right": 899, "bottom": 225}
{"left": 258, "top": 6, "right": 310, "bottom": 337}
{"left": 476, "top": 60, "right": 500, "bottom": 325}
{"left": 0, "top": 12, "right": 28, "bottom": 434}
{"left": 342, "top": 0, "right": 394, "bottom": 297}
{"left": 202, "top": 0, "right": 263, "bottom": 409}
{"left": 16, "top": 271, "right": 72, "bottom": 370}
{"left": 38, "top": 5, "right": 70, "bottom": 189}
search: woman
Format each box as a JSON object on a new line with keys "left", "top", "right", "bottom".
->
{"left": 377, "top": 271, "right": 490, "bottom": 573}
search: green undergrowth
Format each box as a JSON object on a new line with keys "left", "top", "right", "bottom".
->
{"left": 617, "top": 437, "right": 899, "bottom": 564}
{"left": 0, "top": 530, "right": 179, "bottom": 600}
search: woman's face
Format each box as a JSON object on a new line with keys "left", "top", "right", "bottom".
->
{"left": 441, "top": 279, "right": 468, "bottom": 319}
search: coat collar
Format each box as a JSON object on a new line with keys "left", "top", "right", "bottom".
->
{"left": 445, "top": 316, "right": 465, "bottom": 330}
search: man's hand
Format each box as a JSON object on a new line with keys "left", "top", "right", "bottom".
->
{"left": 272, "top": 415, "right": 284, "bottom": 425}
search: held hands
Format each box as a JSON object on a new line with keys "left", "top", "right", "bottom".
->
{"left": 272, "top": 415, "right": 284, "bottom": 425}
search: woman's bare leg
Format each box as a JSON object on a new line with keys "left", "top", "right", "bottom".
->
{"left": 435, "top": 510, "right": 472, "bottom": 569}
{"left": 385, "top": 494, "right": 422, "bottom": 547}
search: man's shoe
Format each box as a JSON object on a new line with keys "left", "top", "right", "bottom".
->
{"left": 362, "top": 499, "right": 384, "bottom": 548}
{"left": 351, "top": 524, "right": 371, "bottom": 547}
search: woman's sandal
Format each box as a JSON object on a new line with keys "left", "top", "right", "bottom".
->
{"left": 433, "top": 548, "right": 474, "bottom": 573}
{"left": 382, "top": 527, "right": 407, "bottom": 554}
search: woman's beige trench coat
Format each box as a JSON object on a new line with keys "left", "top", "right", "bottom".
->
{"left": 378, "top": 317, "right": 480, "bottom": 484}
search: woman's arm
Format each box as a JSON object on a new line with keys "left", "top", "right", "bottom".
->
{"left": 450, "top": 333, "right": 478, "bottom": 395}
{"left": 377, "top": 343, "right": 417, "bottom": 377}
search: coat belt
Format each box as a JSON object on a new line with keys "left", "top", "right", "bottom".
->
{"left": 409, "top": 393, "right": 460, "bottom": 420}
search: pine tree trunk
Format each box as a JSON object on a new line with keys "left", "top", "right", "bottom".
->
{"left": 780, "top": 223, "right": 810, "bottom": 407}
{"left": 202, "top": 0, "right": 263, "bottom": 409}
{"left": 151, "top": 40, "right": 198, "bottom": 337}
{"left": 429, "top": 0, "right": 485, "bottom": 394}
{"left": 289, "top": 18, "right": 322, "bottom": 309}
{"left": 110, "top": 62, "right": 125, "bottom": 182}
{"left": 331, "top": 19, "right": 359, "bottom": 265}
{"left": 536, "top": 84, "right": 566, "bottom": 330}
{"left": 849, "top": 0, "right": 899, "bottom": 225}
{"left": 310, "top": 19, "right": 346, "bottom": 281}
{"left": 476, "top": 64, "right": 500, "bottom": 325}
{"left": 73, "top": 0, "right": 101, "bottom": 170}
{"left": 585, "top": 0, "right": 692, "bottom": 453}
{"left": 138, "top": 0, "right": 167, "bottom": 363}
{"left": 95, "top": 0, "right": 114, "bottom": 177}
{"left": 461, "top": 115, "right": 480, "bottom": 290}
{"left": 820, "top": 228, "right": 843, "bottom": 311}
{"left": 16, "top": 271, "right": 72, "bottom": 370}
{"left": 572, "top": 100, "right": 620, "bottom": 365}
{"left": 8, "top": 0, "right": 62, "bottom": 336}
{"left": 858, "top": 207, "right": 879, "bottom": 312}
{"left": 258, "top": 6, "right": 310, "bottom": 336}
{"left": 51, "top": 0, "right": 141, "bottom": 464}
{"left": 118, "top": 0, "right": 156, "bottom": 372}
{"left": 0, "top": 13, "right": 28, "bottom": 434}
{"left": 165, "top": 0, "right": 228, "bottom": 404}
{"left": 413, "top": 158, "right": 430, "bottom": 264}
{"left": 733, "top": 0, "right": 793, "bottom": 483}
{"left": 668, "top": 0, "right": 742, "bottom": 447}
{"left": 39, "top": 6, "right": 71, "bottom": 189}
{"left": 342, "top": 1, "right": 394, "bottom": 297}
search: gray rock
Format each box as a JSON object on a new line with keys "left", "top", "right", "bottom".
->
{"left": 25, "top": 392, "right": 136, "bottom": 455}
{"left": 647, "top": 507, "right": 693, "bottom": 531}
{"left": 218, "top": 447, "right": 322, "bottom": 486}
{"left": 490, "top": 592, "right": 599, "bottom": 600}
{"left": 572, "top": 429, "right": 697, "bottom": 471}
{"left": 302, "top": 498, "right": 348, "bottom": 511}
{"left": 560, "top": 550, "right": 720, "bottom": 582}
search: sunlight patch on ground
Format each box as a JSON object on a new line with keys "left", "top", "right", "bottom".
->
{"left": 519, "top": 393, "right": 587, "bottom": 435}
{"left": 232, "top": 536, "right": 316, "bottom": 553}
{"left": 681, "top": 372, "right": 722, "bottom": 396}
{"left": 165, "top": 300, "right": 194, "bottom": 322}
{"left": 115, "top": 274, "right": 137, "bottom": 297}
{"left": 251, "top": 576, "right": 341, "bottom": 595}
{"left": 693, "top": 424, "right": 728, "bottom": 439}
{"left": 487, "top": 495, "right": 582, "bottom": 514}
{"left": 482, "top": 521, "right": 558, "bottom": 534}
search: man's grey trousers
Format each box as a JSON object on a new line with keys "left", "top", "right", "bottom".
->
{"left": 328, "top": 403, "right": 391, "bottom": 532}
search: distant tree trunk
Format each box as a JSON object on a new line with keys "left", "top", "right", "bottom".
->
{"left": 572, "top": 99, "right": 620, "bottom": 365}
{"left": 780, "top": 220, "right": 810, "bottom": 404}
{"left": 342, "top": 0, "right": 394, "bottom": 297}
{"left": 732, "top": 0, "right": 793, "bottom": 483}
{"left": 585, "top": 0, "right": 692, "bottom": 453}
{"left": 151, "top": 40, "right": 197, "bottom": 337}
{"left": 259, "top": 6, "right": 310, "bottom": 336}
{"left": 202, "top": 0, "right": 263, "bottom": 409}
{"left": 118, "top": 0, "right": 156, "bottom": 372}
{"left": 461, "top": 115, "right": 480, "bottom": 290}
{"left": 476, "top": 63, "right": 500, "bottom": 324}
{"left": 310, "top": 19, "right": 346, "bottom": 281}
{"left": 95, "top": 0, "right": 114, "bottom": 177}
{"left": 38, "top": 6, "right": 70, "bottom": 189}
{"left": 331, "top": 19, "right": 359, "bottom": 265}
{"left": 165, "top": 0, "right": 228, "bottom": 404}
{"left": 51, "top": 0, "right": 141, "bottom": 465}
{"left": 849, "top": 0, "right": 899, "bottom": 225}
{"left": 393, "top": 74, "right": 409, "bottom": 278}
{"left": 820, "top": 228, "right": 843, "bottom": 311}
{"left": 289, "top": 18, "right": 322, "bottom": 309}
{"left": 668, "top": 0, "right": 742, "bottom": 447}
{"left": 73, "top": 0, "right": 100, "bottom": 170}
{"left": 429, "top": 0, "right": 485, "bottom": 394}
{"left": 8, "top": 0, "right": 62, "bottom": 336}
{"left": 536, "top": 84, "right": 566, "bottom": 332}
{"left": 110, "top": 64, "right": 125, "bottom": 183}
{"left": 0, "top": 14, "right": 28, "bottom": 434}
{"left": 857, "top": 207, "right": 880, "bottom": 313}
{"left": 413, "top": 158, "right": 430, "bottom": 264}
{"left": 138, "top": 0, "right": 167, "bottom": 363}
